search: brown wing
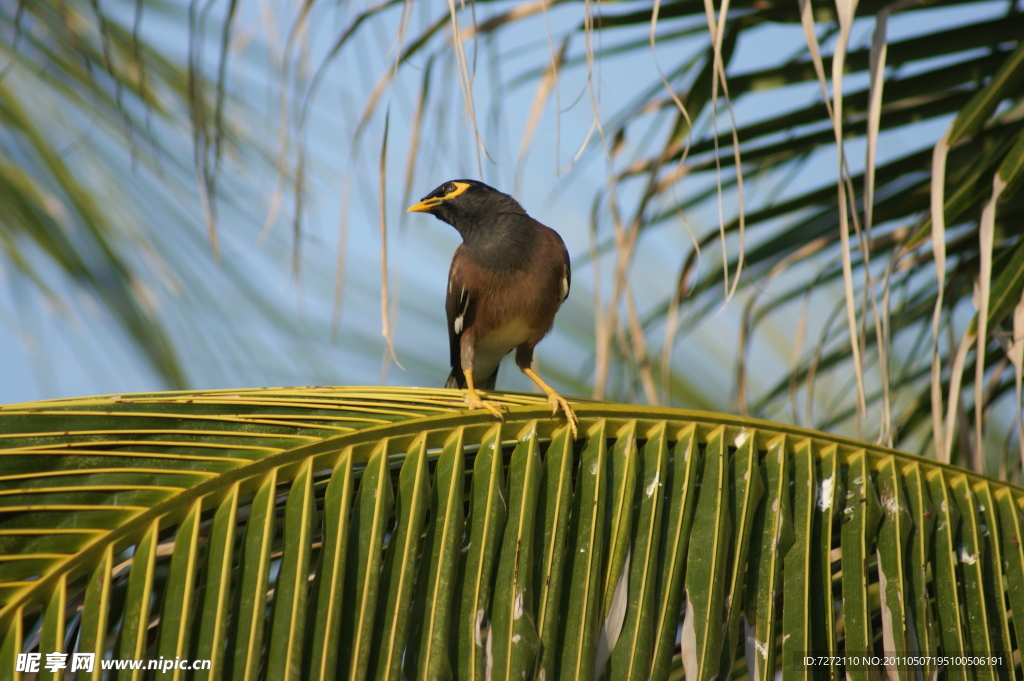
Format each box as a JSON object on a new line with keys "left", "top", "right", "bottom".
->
{"left": 446, "top": 247, "right": 472, "bottom": 375}
{"left": 556, "top": 229, "right": 570, "bottom": 305}
{"left": 533, "top": 218, "right": 571, "bottom": 314}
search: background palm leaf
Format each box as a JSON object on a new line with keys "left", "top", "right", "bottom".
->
{"left": 318, "top": 0, "right": 1024, "bottom": 472}
{"left": 1, "top": 388, "right": 1021, "bottom": 679}
{"left": 5, "top": 0, "right": 1024, "bottom": 476}
{"left": 0, "top": 0, "right": 355, "bottom": 397}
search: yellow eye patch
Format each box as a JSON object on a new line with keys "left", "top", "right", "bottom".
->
{"left": 407, "top": 181, "right": 472, "bottom": 212}
{"left": 444, "top": 181, "right": 471, "bottom": 199}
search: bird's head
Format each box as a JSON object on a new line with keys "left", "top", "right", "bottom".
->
{"left": 407, "top": 180, "right": 525, "bottom": 236}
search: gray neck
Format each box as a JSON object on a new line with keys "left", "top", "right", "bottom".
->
{"left": 452, "top": 208, "right": 534, "bottom": 273}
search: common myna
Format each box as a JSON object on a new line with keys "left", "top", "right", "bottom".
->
{"left": 408, "top": 179, "right": 579, "bottom": 436}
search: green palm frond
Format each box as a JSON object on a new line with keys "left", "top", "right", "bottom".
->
{"left": 1, "top": 387, "right": 1020, "bottom": 679}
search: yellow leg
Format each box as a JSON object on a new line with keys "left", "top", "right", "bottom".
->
{"left": 463, "top": 369, "right": 506, "bottom": 420}
{"left": 522, "top": 367, "right": 579, "bottom": 438}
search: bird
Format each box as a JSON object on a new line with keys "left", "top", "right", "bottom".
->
{"left": 407, "top": 179, "right": 579, "bottom": 437}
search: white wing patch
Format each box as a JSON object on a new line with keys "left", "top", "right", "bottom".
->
{"left": 560, "top": 274, "right": 569, "bottom": 302}
{"left": 453, "top": 288, "right": 470, "bottom": 335}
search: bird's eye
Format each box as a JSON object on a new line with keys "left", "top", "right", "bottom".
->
{"left": 444, "top": 183, "right": 456, "bottom": 194}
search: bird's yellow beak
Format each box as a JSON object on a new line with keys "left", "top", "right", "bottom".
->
{"left": 407, "top": 198, "right": 439, "bottom": 213}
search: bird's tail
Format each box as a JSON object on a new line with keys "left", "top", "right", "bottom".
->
{"left": 445, "top": 367, "right": 498, "bottom": 390}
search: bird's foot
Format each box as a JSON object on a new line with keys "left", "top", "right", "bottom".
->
{"left": 545, "top": 391, "right": 579, "bottom": 439}
{"left": 521, "top": 367, "right": 579, "bottom": 439}
{"left": 465, "top": 389, "right": 506, "bottom": 421}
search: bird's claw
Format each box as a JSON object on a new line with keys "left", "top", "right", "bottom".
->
{"left": 465, "top": 390, "right": 506, "bottom": 421}
{"left": 546, "top": 392, "right": 579, "bottom": 439}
